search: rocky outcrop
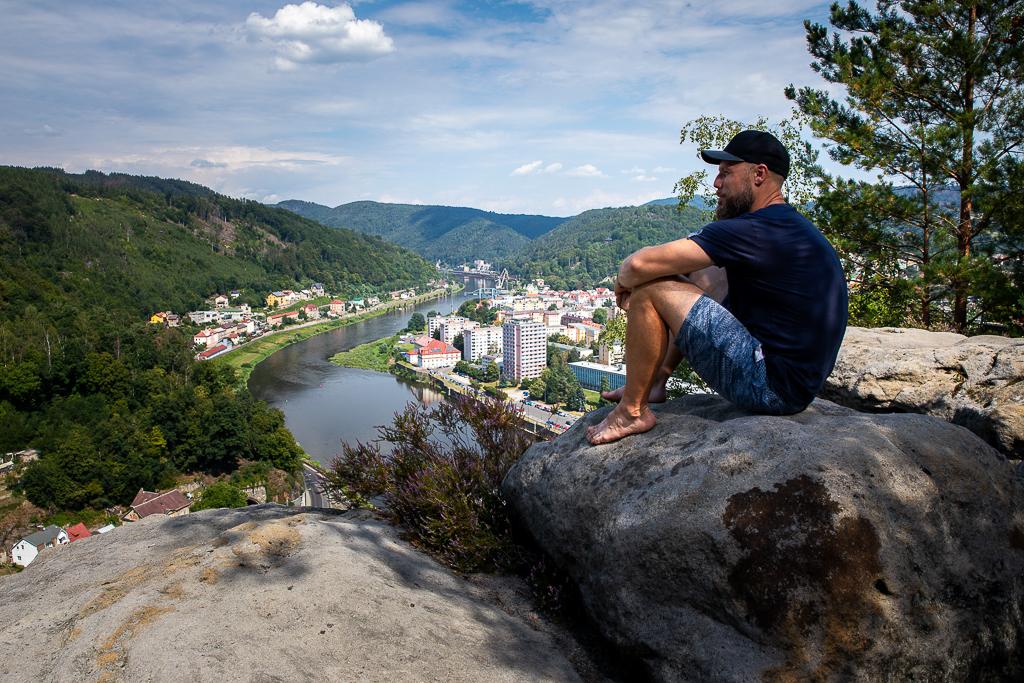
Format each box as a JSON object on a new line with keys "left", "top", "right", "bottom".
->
{"left": 502, "top": 395, "right": 1024, "bottom": 682}
{"left": 823, "top": 326, "right": 1024, "bottom": 457}
{"left": 0, "top": 506, "right": 580, "bottom": 682}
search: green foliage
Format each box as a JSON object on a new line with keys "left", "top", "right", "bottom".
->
{"left": 330, "top": 335, "right": 398, "bottom": 372}
{"left": 278, "top": 199, "right": 566, "bottom": 265}
{"left": 598, "top": 376, "right": 613, "bottom": 407}
{"left": 456, "top": 299, "right": 499, "bottom": 325}
{"left": 592, "top": 307, "right": 608, "bottom": 325}
{"left": 508, "top": 205, "right": 704, "bottom": 290}
{"left": 324, "top": 396, "right": 536, "bottom": 573}
{"left": 191, "top": 480, "right": 248, "bottom": 511}
{"left": 786, "top": 0, "right": 1024, "bottom": 332}
{"left": 675, "top": 114, "right": 820, "bottom": 216}
{"left": 406, "top": 312, "right": 426, "bottom": 332}
{"left": 0, "top": 168, "right": 373, "bottom": 513}
{"left": 666, "top": 360, "right": 710, "bottom": 399}
{"left": 483, "top": 361, "right": 499, "bottom": 383}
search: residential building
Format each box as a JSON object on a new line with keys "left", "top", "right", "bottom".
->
{"left": 196, "top": 343, "right": 230, "bottom": 361}
{"left": 329, "top": 300, "right": 345, "bottom": 315}
{"left": 502, "top": 319, "right": 546, "bottom": 383}
{"left": 213, "top": 294, "right": 229, "bottom": 309}
{"left": 438, "top": 316, "right": 479, "bottom": 345}
{"left": 188, "top": 310, "right": 220, "bottom": 325}
{"left": 219, "top": 306, "right": 251, "bottom": 321}
{"left": 123, "top": 489, "right": 191, "bottom": 522}
{"left": 463, "top": 326, "right": 503, "bottom": 362}
{"left": 12, "top": 526, "right": 69, "bottom": 567}
{"left": 543, "top": 310, "right": 562, "bottom": 327}
{"left": 310, "top": 283, "right": 325, "bottom": 297}
{"left": 193, "top": 329, "right": 220, "bottom": 349}
{"left": 407, "top": 339, "right": 461, "bottom": 369}
{"left": 571, "top": 321, "right": 603, "bottom": 346}
{"left": 599, "top": 341, "right": 624, "bottom": 366}
{"left": 303, "top": 303, "right": 321, "bottom": 320}
{"left": 570, "top": 361, "right": 627, "bottom": 392}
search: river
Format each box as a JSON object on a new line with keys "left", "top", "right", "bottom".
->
{"left": 247, "top": 277, "right": 492, "bottom": 465}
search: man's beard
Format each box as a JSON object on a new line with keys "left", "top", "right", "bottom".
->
{"left": 714, "top": 184, "right": 754, "bottom": 220}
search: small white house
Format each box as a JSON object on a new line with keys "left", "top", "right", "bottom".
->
{"left": 11, "top": 525, "right": 69, "bottom": 567}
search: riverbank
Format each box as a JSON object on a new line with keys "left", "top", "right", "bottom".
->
{"left": 214, "top": 284, "right": 463, "bottom": 386}
{"left": 330, "top": 334, "right": 410, "bottom": 372}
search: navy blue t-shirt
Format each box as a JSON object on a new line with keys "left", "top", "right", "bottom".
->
{"left": 689, "top": 203, "right": 848, "bottom": 407}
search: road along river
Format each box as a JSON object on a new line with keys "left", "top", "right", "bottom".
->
{"left": 247, "top": 277, "right": 491, "bottom": 465}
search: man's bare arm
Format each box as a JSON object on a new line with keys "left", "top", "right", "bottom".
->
{"left": 617, "top": 238, "right": 715, "bottom": 289}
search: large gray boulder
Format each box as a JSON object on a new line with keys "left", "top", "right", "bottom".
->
{"left": 0, "top": 505, "right": 580, "bottom": 683}
{"left": 823, "top": 326, "right": 1024, "bottom": 457}
{"left": 502, "top": 395, "right": 1024, "bottom": 682}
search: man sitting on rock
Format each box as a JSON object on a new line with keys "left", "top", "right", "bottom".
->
{"left": 588, "top": 130, "right": 848, "bottom": 445}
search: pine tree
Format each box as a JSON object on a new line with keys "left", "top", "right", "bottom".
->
{"left": 786, "top": 0, "right": 1024, "bottom": 332}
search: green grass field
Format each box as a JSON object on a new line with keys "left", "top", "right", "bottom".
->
{"left": 330, "top": 335, "right": 399, "bottom": 372}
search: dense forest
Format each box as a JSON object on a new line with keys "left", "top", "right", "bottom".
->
{"left": 507, "top": 204, "right": 705, "bottom": 290}
{"left": 277, "top": 199, "right": 568, "bottom": 265}
{"left": 0, "top": 166, "right": 436, "bottom": 513}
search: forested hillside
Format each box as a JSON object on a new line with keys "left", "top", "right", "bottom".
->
{"left": 277, "top": 199, "right": 567, "bottom": 264}
{"left": 507, "top": 204, "right": 704, "bottom": 290}
{"left": 0, "top": 166, "right": 435, "bottom": 514}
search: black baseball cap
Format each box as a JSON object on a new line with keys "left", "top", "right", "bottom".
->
{"left": 700, "top": 130, "right": 790, "bottom": 179}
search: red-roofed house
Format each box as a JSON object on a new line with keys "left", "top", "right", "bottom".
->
{"left": 196, "top": 343, "right": 229, "bottom": 361}
{"left": 303, "top": 303, "right": 321, "bottom": 320}
{"left": 193, "top": 329, "right": 219, "bottom": 349}
{"left": 123, "top": 488, "right": 191, "bottom": 522}
{"left": 66, "top": 522, "right": 92, "bottom": 542}
{"left": 329, "top": 300, "right": 345, "bottom": 315}
{"left": 413, "top": 339, "right": 460, "bottom": 369}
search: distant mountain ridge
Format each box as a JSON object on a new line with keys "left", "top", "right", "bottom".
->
{"left": 276, "top": 199, "right": 569, "bottom": 264}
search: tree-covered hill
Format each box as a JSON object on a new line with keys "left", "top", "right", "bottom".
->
{"left": 507, "top": 204, "right": 705, "bottom": 290}
{"left": 0, "top": 167, "right": 436, "bottom": 321}
{"left": 0, "top": 166, "right": 436, "bottom": 515}
{"left": 276, "top": 199, "right": 568, "bottom": 265}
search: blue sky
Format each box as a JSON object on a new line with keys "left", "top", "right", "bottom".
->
{"left": 1, "top": 1, "right": 842, "bottom": 215}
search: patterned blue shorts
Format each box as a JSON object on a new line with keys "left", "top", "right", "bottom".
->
{"left": 675, "top": 295, "right": 806, "bottom": 414}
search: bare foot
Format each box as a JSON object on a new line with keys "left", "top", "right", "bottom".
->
{"left": 586, "top": 405, "right": 657, "bottom": 445}
{"left": 601, "top": 382, "right": 668, "bottom": 404}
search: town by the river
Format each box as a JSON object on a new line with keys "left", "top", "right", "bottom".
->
{"left": 246, "top": 277, "right": 490, "bottom": 464}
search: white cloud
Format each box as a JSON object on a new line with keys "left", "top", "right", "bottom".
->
{"left": 543, "top": 162, "right": 563, "bottom": 173}
{"left": 512, "top": 160, "right": 544, "bottom": 175}
{"left": 566, "top": 164, "right": 605, "bottom": 178}
{"left": 552, "top": 188, "right": 664, "bottom": 214}
{"left": 95, "top": 146, "right": 347, "bottom": 174}
{"left": 633, "top": 174, "right": 658, "bottom": 182}
{"left": 652, "top": 166, "right": 675, "bottom": 173}
{"left": 246, "top": 2, "right": 395, "bottom": 69}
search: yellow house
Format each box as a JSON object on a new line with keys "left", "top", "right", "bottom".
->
{"left": 149, "top": 312, "right": 166, "bottom": 325}
{"left": 265, "top": 292, "right": 281, "bottom": 308}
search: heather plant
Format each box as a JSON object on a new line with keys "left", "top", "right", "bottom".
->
{"left": 325, "top": 395, "right": 535, "bottom": 573}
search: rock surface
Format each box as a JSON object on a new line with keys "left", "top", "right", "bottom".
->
{"left": 0, "top": 505, "right": 580, "bottom": 683}
{"left": 823, "top": 326, "right": 1024, "bottom": 457}
{"left": 502, "top": 395, "right": 1024, "bottom": 682}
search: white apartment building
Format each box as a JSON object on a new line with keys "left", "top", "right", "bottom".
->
{"left": 502, "top": 319, "right": 547, "bottom": 383}
{"left": 437, "top": 316, "right": 479, "bottom": 345}
{"left": 463, "top": 326, "right": 503, "bottom": 362}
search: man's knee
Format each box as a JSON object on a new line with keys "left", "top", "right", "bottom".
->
{"left": 632, "top": 279, "right": 704, "bottom": 332}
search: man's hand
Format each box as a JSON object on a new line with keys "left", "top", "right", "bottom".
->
{"left": 614, "top": 278, "right": 631, "bottom": 311}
